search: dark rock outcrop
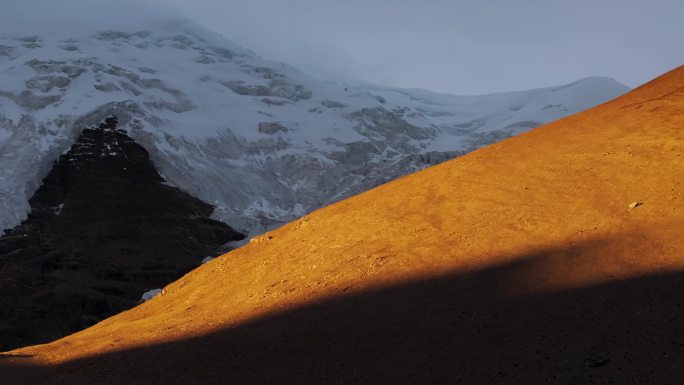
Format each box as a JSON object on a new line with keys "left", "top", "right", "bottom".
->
{"left": 0, "top": 117, "right": 244, "bottom": 351}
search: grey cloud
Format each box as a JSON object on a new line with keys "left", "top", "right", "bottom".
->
{"left": 2, "top": 0, "right": 683, "bottom": 94}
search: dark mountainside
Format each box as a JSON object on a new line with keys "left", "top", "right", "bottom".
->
{"left": 0, "top": 117, "right": 244, "bottom": 351}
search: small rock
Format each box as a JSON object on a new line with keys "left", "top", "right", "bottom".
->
{"left": 628, "top": 201, "right": 643, "bottom": 209}
{"left": 250, "top": 234, "right": 274, "bottom": 244}
{"left": 585, "top": 357, "right": 610, "bottom": 368}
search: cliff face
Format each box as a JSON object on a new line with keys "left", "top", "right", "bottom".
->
{"left": 0, "top": 117, "right": 244, "bottom": 351}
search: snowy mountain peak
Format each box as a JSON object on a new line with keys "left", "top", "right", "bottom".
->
{"left": 0, "top": 19, "right": 629, "bottom": 234}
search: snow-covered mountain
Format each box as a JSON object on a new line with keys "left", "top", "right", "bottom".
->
{"left": 0, "top": 18, "right": 629, "bottom": 234}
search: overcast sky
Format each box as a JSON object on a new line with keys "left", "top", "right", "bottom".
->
{"left": 149, "top": 0, "right": 681, "bottom": 94}
{"left": 4, "top": 0, "right": 684, "bottom": 95}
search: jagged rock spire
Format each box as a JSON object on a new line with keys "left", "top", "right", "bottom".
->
{"left": 0, "top": 118, "right": 244, "bottom": 351}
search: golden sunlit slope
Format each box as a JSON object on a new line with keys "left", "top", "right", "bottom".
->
{"left": 2, "top": 66, "right": 683, "bottom": 384}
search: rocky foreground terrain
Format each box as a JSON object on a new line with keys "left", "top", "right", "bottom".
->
{"left": 0, "top": 117, "right": 243, "bottom": 351}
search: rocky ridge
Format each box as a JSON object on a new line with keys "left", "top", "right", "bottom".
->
{"left": 0, "top": 116, "right": 243, "bottom": 351}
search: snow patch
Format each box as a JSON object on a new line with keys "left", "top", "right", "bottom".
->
{"left": 141, "top": 288, "right": 163, "bottom": 302}
{"left": 53, "top": 203, "right": 64, "bottom": 215}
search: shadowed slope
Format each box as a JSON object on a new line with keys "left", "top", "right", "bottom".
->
{"left": 0, "top": 66, "right": 682, "bottom": 384}
{"left": 2, "top": 236, "right": 684, "bottom": 385}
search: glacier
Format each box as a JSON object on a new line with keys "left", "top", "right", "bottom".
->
{"left": 0, "top": 18, "right": 629, "bottom": 235}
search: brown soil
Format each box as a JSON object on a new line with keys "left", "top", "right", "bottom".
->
{"left": 0, "top": 67, "right": 682, "bottom": 384}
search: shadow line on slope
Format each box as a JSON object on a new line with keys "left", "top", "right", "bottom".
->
{"left": 0, "top": 354, "right": 32, "bottom": 360}
{"left": 1, "top": 235, "right": 684, "bottom": 385}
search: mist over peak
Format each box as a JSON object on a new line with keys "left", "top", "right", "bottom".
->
{"left": 0, "top": 0, "right": 184, "bottom": 38}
